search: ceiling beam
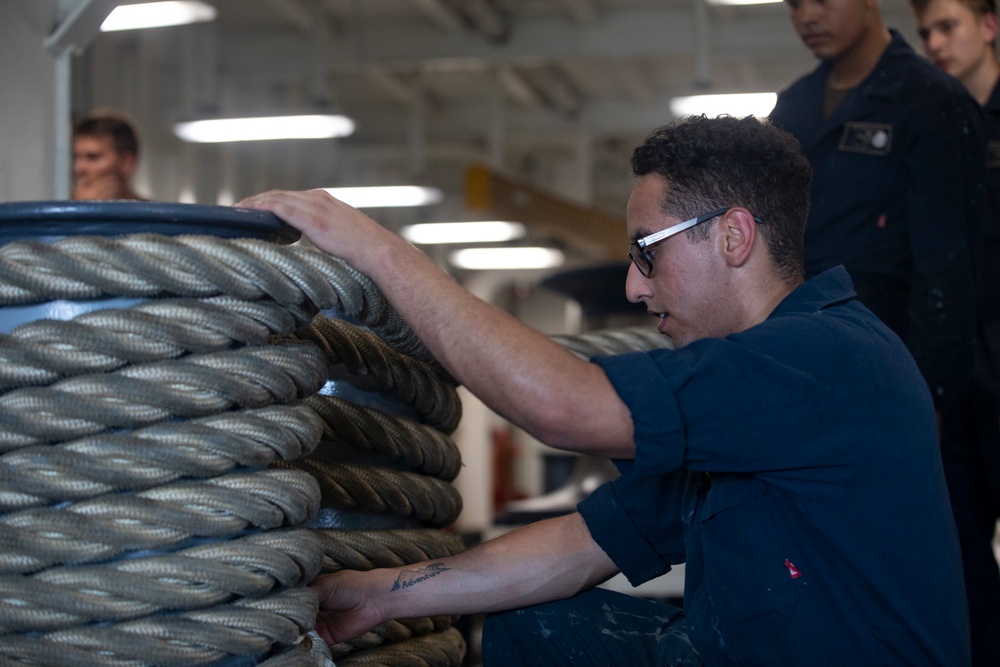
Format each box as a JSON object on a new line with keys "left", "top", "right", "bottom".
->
{"left": 45, "top": 0, "right": 118, "bottom": 55}
{"left": 367, "top": 66, "right": 417, "bottom": 105}
{"left": 532, "top": 67, "right": 582, "bottom": 115}
{"left": 498, "top": 65, "right": 545, "bottom": 108}
{"left": 217, "top": 7, "right": 815, "bottom": 74}
{"left": 459, "top": 0, "right": 508, "bottom": 42}
{"left": 257, "top": 0, "right": 314, "bottom": 33}
{"left": 408, "top": 0, "right": 465, "bottom": 31}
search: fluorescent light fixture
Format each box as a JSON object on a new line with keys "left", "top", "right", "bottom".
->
{"left": 449, "top": 247, "right": 565, "bottom": 270}
{"left": 101, "top": 1, "right": 216, "bottom": 31}
{"left": 174, "top": 115, "right": 355, "bottom": 142}
{"left": 705, "top": 0, "right": 780, "bottom": 5}
{"left": 670, "top": 92, "right": 778, "bottom": 118}
{"left": 400, "top": 221, "right": 526, "bottom": 244}
{"left": 324, "top": 186, "right": 444, "bottom": 208}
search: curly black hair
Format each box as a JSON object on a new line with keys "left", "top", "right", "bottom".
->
{"left": 631, "top": 115, "right": 811, "bottom": 284}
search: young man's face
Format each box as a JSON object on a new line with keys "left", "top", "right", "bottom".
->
{"left": 915, "top": 0, "right": 997, "bottom": 82}
{"left": 785, "top": 0, "right": 876, "bottom": 61}
{"left": 72, "top": 134, "right": 135, "bottom": 200}
{"left": 624, "top": 174, "right": 733, "bottom": 348}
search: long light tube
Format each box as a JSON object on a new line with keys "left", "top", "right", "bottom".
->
{"left": 174, "top": 115, "right": 355, "bottom": 142}
{"left": 400, "top": 221, "right": 526, "bottom": 244}
{"left": 669, "top": 92, "right": 777, "bottom": 118}
{"left": 101, "top": 1, "right": 216, "bottom": 31}
{"left": 324, "top": 186, "right": 444, "bottom": 208}
{"left": 449, "top": 247, "right": 565, "bottom": 270}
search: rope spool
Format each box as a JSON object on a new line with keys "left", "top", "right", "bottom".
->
{"left": 0, "top": 201, "right": 465, "bottom": 666}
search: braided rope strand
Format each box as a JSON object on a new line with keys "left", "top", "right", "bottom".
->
{"left": 0, "top": 234, "right": 437, "bottom": 366}
{"left": 0, "top": 529, "right": 322, "bottom": 634}
{"left": 0, "top": 469, "right": 321, "bottom": 575}
{"left": 0, "top": 403, "right": 322, "bottom": 511}
{"left": 298, "top": 316, "right": 460, "bottom": 433}
{"left": 0, "top": 587, "right": 319, "bottom": 667}
{"left": 333, "top": 627, "right": 466, "bottom": 667}
{"left": 330, "top": 616, "right": 460, "bottom": 658}
{"left": 550, "top": 324, "right": 673, "bottom": 358}
{"left": 279, "top": 459, "right": 462, "bottom": 527}
{"left": 0, "top": 296, "right": 313, "bottom": 391}
{"left": 0, "top": 343, "right": 328, "bottom": 449}
{"left": 313, "top": 529, "right": 466, "bottom": 573}
{"left": 305, "top": 396, "right": 462, "bottom": 481}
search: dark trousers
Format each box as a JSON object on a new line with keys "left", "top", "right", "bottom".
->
{"left": 940, "top": 346, "right": 1000, "bottom": 667}
{"left": 854, "top": 275, "right": 1000, "bottom": 666}
{"left": 481, "top": 588, "right": 702, "bottom": 666}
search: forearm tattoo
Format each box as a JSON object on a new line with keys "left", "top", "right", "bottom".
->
{"left": 390, "top": 562, "right": 452, "bottom": 592}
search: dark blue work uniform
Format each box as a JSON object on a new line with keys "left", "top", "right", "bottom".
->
{"left": 770, "top": 30, "right": 986, "bottom": 407}
{"left": 483, "top": 268, "right": 969, "bottom": 666}
{"left": 939, "top": 78, "right": 1000, "bottom": 666}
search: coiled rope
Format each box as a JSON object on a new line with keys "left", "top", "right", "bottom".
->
{"left": 0, "top": 228, "right": 672, "bottom": 666}
{"left": 0, "top": 404, "right": 323, "bottom": 510}
{"left": 0, "top": 233, "right": 439, "bottom": 366}
{"left": 0, "top": 343, "right": 328, "bottom": 448}
{"left": 0, "top": 530, "right": 322, "bottom": 633}
{"left": 0, "top": 231, "right": 463, "bottom": 666}
{"left": 551, "top": 325, "right": 674, "bottom": 358}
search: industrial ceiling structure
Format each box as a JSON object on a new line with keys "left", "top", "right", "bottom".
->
{"left": 75, "top": 0, "right": 923, "bottom": 263}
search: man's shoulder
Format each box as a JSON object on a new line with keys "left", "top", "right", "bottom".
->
{"left": 776, "top": 66, "right": 825, "bottom": 101}
{"left": 771, "top": 69, "right": 824, "bottom": 126}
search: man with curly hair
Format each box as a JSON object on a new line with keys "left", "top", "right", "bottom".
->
{"left": 240, "top": 115, "right": 969, "bottom": 665}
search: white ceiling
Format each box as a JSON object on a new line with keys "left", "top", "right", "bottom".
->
{"left": 76, "top": 0, "right": 922, "bottom": 254}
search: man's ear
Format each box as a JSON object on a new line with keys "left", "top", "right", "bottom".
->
{"left": 718, "top": 207, "right": 757, "bottom": 268}
{"left": 984, "top": 12, "right": 999, "bottom": 44}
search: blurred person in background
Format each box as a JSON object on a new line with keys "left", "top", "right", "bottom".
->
{"left": 71, "top": 110, "right": 145, "bottom": 201}
{"left": 911, "top": 0, "right": 1000, "bottom": 663}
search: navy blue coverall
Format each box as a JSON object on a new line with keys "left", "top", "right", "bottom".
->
{"left": 938, "top": 76, "right": 1000, "bottom": 666}
{"left": 483, "top": 268, "right": 969, "bottom": 666}
{"left": 769, "top": 30, "right": 986, "bottom": 407}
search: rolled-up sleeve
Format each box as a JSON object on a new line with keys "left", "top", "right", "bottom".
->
{"left": 592, "top": 352, "right": 686, "bottom": 474}
{"left": 578, "top": 469, "right": 687, "bottom": 586}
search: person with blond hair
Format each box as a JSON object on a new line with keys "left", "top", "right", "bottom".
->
{"left": 911, "top": 0, "right": 1000, "bottom": 662}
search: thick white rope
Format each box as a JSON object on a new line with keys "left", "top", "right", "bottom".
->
{"left": 0, "top": 404, "right": 323, "bottom": 511}
{"left": 0, "top": 234, "right": 437, "bottom": 366}
{"left": 0, "top": 230, "right": 466, "bottom": 666}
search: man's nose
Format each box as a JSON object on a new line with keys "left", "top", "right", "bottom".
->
{"left": 624, "top": 261, "right": 649, "bottom": 304}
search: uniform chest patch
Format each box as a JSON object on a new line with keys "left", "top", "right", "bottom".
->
{"left": 988, "top": 140, "right": 1000, "bottom": 169}
{"left": 838, "top": 122, "right": 893, "bottom": 156}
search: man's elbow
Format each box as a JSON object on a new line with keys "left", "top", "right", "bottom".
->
{"left": 531, "top": 412, "right": 636, "bottom": 460}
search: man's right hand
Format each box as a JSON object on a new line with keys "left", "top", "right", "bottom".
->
{"left": 311, "top": 570, "right": 387, "bottom": 645}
